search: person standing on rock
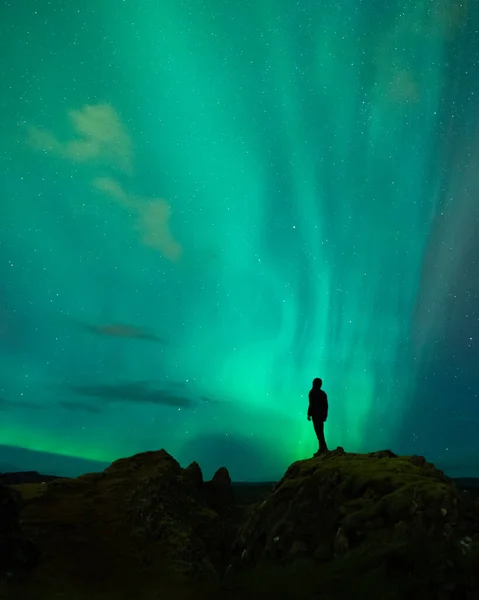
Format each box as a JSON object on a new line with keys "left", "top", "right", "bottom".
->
{"left": 307, "top": 378, "right": 328, "bottom": 456}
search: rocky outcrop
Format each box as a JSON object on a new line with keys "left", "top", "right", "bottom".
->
{"left": 1, "top": 449, "right": 235, "bottom": 599}
{"left": 205, "top": 467, "right": 234, "bottom": 516}
{"left": 0, "top": 484, "right": 38, "bottom": 581}
{"left": 122, "top": 450, "right": 235, "bottom": 580}
{"left": 227, "top": 448, "right": 479, "bottom": 599}
{"left": 3, "top": 447, "right": 479, "bottom": 599}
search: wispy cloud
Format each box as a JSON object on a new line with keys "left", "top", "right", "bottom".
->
{"left": 0, "top": 396, "right": 43, "bottom": 410}
{"left": 58, "top": 380, "right": 216, "bottom": 409}
{"left": 75, "top": 319, "right": 172, "bottom": 343}
{"left": 27, "top": 103, "right": 133, "bottom": 174}
{"left": 27, "top": 103, "right": 182, "bottom": 261}
{"left": 58, "top": 400, "right": 103, "bottom": 414}
{"left": 93, "top": 177, "right": 182, "bottom": 261}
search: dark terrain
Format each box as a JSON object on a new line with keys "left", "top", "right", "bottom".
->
{"left": 1, "top": 449, "right": 479, "bottom": 599}
{"left": 2, "top": 470, "right": 477, "bottom": 501}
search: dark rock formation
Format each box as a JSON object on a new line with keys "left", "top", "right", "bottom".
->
{"left": 184, "top": 460, "right": 204, "bottom": 493}
{"left": 123, "top": 451, "right": 234, "bottom": 581}
{"left": 227, "top": 448, "right": 479, "bottom": 599}
{"left": 0, "top": 484, "right": 38, "bottom": 581}
{"left": 205, "top": 467, "right": 234, "bottom": 516}
{"left": 3, "top": 448, "right": 479, "bottom": 599}
{"left": 0, "top": 449, "right": 235, "bottom": 599}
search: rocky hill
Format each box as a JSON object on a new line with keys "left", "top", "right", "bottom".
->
{"left": 227, "top": 448, "right": 479, "bottom": 599}
{"left": 1, "top": 448, "right": 479, "bottom": 600}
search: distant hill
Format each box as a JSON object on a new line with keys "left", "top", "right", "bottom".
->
{"left": 1, "top": 469, "right": 478, "bottom": 498}
{"left": 0, "top": 471, "right": 62, "bottom": 485}
{"left": 0, "top": 445, "right": 109, "bottom": 477}
{"left": 454, "top": 477, "right": 479, "bottom": 493}
{"left": 0, "top": 462, "right": 21, "bottom": 473}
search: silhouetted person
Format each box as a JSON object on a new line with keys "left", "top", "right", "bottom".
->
{"left": 307, "top": 377, "right": 328, "bottom": 455}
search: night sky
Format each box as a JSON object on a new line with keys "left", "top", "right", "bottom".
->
{"left": 1, "top": 0, "right": 479, "bottom": 481}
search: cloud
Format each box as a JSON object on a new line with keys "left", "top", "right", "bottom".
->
{"left": 27, "top": 103, "right": 133, "bottom": 174}
{"left": 58, "top": 400, "right": 102, "bottom": 414}
{"left": 92, "top": 176, "right": 130, "bottom": 203}
{"left": 136, "top": 199, "right": 182, "bottom": 260}
{"left": 27, "top": 103, "right": 183, "bottom": 261}
{"left": 93, "top": 177, "right": 183, "bottom": 261}
{"left": 75, "top": 319, "right": 172, "bottom": 343}
{"left": 0, "top": 396, "right": 43, "bottom": 411}
{"left": 60, "top": 380, "right": 215, "bottom": 409}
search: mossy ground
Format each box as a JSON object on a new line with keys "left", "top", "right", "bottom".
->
{"left": 227, "top": 451, "right": 479, "bottom": 600}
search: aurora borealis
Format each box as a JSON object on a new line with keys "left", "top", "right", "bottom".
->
{"left": 1, "top": 0, "right": 479, "bottom": 480}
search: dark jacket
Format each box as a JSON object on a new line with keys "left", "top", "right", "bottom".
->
{"left": 308, "top": 388, "right": 328, "bottom": 422}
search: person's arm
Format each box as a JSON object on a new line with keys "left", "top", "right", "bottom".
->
{"left": 324, "top": 394, "right": 328, "bottom": 421}
{"left": 307, "top": 392, "right": 312, "bottom": 419}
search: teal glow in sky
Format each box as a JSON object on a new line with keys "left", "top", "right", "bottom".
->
{"left": 2, "top": 0, "right": 479, "bottom": 480}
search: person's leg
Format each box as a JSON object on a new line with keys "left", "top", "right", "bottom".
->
{"left": 313, "top": 419, "right": 328, "bottom": 453}
{"left": 319, "top": 421, "right": 328, "bottom": 452}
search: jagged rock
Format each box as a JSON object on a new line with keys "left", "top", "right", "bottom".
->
{"left": 121, "top": 451, "right": 233, "bottom": 581}
{"left": 184, "top": 461, "right": 204, "bottom": 493}
{"left": 205, "top": 467, "right": 234, "bottom": 516}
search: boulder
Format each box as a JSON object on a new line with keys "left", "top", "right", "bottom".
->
{"left": 228, "top": 449, "right": 479, "bottom": 599}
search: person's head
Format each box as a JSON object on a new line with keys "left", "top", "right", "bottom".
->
{"left": 312, "top": 377, "right": 322, "bottom": 389}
